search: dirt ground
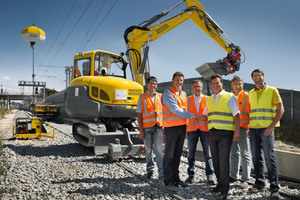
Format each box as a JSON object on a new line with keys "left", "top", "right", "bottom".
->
{"left": 1, "top": 109, "right": 300, "bottom": 153}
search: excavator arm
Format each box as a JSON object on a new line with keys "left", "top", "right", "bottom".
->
{"left": 124, "top": 0, "right": 241, "bottom": 85}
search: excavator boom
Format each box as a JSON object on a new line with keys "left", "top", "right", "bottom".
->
{"left": 124, "top": 0, "right": 242, "bottom": 85}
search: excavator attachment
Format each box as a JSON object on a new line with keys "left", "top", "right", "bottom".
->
{"left": 196, "top": 49, "right": 241, "bottom": 80}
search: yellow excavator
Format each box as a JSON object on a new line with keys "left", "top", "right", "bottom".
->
{"left": 50, "top": 0, "right": 242, "bottom": 160}
{"left": 124, "top": 0, "right": 242, "bottom": 85}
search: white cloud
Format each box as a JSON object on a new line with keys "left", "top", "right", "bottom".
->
{"left": 2, "top": 76, "right": 11, "bottom": 81}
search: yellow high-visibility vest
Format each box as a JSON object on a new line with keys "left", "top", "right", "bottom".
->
{"left": 207, "top": 92, "right": 235, "bottom": 131}
{"left": 249, "top": 86, "right": 279, "bottom": 128}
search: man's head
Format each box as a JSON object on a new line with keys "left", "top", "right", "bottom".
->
{"left": 231, "top": 75, "right": 244, "bottom": 95}
{"left": 192, "top": 80, "right": 203, "bottom": 96}
{"left": 210, "top": 74, "right": 223, "bottom": 94}
{"left": 146, "top": 76, "right": 158, "bottom": 93}
{"left": 172, "top": 72, "right": 184, "bottom": 91}
{"left": 251, "top": 69, "right": 265, "bottom": 88}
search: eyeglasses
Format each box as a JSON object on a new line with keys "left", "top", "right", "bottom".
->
{"left": 253, "top": 74, "right": 263, "bottom": 78}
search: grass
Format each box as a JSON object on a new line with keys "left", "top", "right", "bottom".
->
{"left": 275, "top": 121, "right": 300, "bottom": 145}
{"left": 0, "top": 108, "right": 8, "bottom": 118}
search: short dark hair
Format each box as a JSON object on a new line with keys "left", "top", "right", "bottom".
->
{"left": 251, "top": 69, "right": 264, "bottom": 78}
{"left": 172, "top": 72, "right": 184, "bottom": 80}
{"left": 231, "top": 75, "right": 243, "bottom": 83}
{"left": 146, "top": 76, "right": 157, "bottom": 84}
{"left": 192, "top": 79, "right": 203, "bottom": 86}
{"left": 210, "top": 74, "right": 223, "bottom": 83}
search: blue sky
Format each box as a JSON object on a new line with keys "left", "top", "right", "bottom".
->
{"left": 1, "top": 0, "right": 300, "bottom": 95}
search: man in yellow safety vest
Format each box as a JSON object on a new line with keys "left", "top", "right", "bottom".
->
{"left": 248, "top": 69, "right": 284, "bottom": 200}
{"left": 201, "top": 74, "right": 240, "bottom": 200}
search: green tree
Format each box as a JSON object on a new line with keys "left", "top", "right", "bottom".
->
{"left": 40, "top": 88, "right": 57, "bottom": 96}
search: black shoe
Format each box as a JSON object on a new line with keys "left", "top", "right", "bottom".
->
{"left": 165, "top": 183, "right": 178, "bottom": 192}
{"left": 185, "top": 176, "right": 194, "bottom": 184}
{"left": 174, "top": 180, "right": 188, "bottom": 188}
{"left": 248, "top": 186, "right": 265, "bottom": 193}
{"left": 217, "top": 192, "right": 228, "bottom": 200}
{"left": 146, "top": 173, "right": 153, "bottom": 179}
{"left": 268, "top": 191, "right": 280, "bottom": 200}
{"left": 207, "top": 175, "right": 215, "bottom": 185}
{"left": 210, "top": 186, "right": 220, "bottom": 193}
{"left": 229, "top": 177, "right": 237, "bottom": 183}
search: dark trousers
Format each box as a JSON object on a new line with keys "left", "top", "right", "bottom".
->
{"left": 209, "top": 128, "right": 233, "bottom": 193}
{"left": 163, "top": 125, "right": 186, "bottom": 185}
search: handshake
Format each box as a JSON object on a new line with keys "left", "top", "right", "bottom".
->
{"left": 193, "top": 114, "right": 206, "bottom": 121}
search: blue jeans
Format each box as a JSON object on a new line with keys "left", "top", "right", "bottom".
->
{"left": 187, "top": 129, "right": 214, "bottom": 177}
{"left": 143, "top": 126, "right": 164, "bottom": 177}
{"left": 230, "top": 127, "right": 251, "bottom": 182}
{"left": 249, "top": 128, "right": 279, "bottom": 192}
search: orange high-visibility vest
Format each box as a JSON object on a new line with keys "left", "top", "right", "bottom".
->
{"left": 140, "top": 92, "right": 163, "bottom": 128}
{"left": 162, "top": 87, "right": 188, "bottom": 127}
{"left": 187, "top": 95, "right": 208, "bottom": 132}
{"left": 237, "top": 91, "right": 250, "bottom": 129}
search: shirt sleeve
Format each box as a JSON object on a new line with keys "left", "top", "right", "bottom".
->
{"left": 228, "top": 94, "right": 240, "bottom": 117}
{"left": 162, "top": 90, "right": 194, "bottom": 119}
{"left": 272, "top": 88, "right": 282, "bottom": 105}
{"left": 136, "top": 95, "right": 142, "bottom": 113}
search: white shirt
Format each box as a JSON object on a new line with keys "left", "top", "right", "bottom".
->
{"left": 202, "top": 90, "right": 239, "bottom": 116}
{"left": 193, "top": 94, "right": 202, "bottom": 113}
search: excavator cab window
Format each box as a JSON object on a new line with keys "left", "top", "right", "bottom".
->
{"left": 74, "top": 58, "right": 91, "bottom": 78}
{"left": 94, "top": 53, "right": 125, "bottom": 78}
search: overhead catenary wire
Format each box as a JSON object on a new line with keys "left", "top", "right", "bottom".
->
{"left": 47, "top": 0, "right": 94, "bottom": 67}
{"left": 76, "top": 0, "right": 107, "bottom": 53}
{"left": 39, "top": 0, "right": 78, "bottom": 66}
{"left": 79, "top": 0, "right": 119, "bottom": 52}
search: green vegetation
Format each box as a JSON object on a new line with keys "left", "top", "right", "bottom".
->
{"left": 275, "top": 121, "right": 300, "bottom": 145}
{"left": 40, "top": 88, "right": 57, "bottom": 96}
{"left": 0, "top": 108, "right": 8, "bottom": 118}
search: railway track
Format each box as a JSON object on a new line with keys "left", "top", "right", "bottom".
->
{"left": 3, "top": 111, "right": 299, "bottom": 200}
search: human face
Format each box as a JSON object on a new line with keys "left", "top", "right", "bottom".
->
{"left": 252, "top": 71, "right": 265, "bottom": 89}
{"left": 211, "top": 78, "right": 223, "bottom": 94}
{"left": 231, "top": 80, "right": 243, "bottom": 95}
{"left": 192, "top": 82, "right": 203, "bottom": 96}
{"left": 172, "top": 75, "right": 184, "bottom": 91}
{"left": 146, "top": 79, "right": 157, "bottom": 94}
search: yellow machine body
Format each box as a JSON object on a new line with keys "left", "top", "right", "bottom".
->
{"left": 13, "top": 117, "right": 55, "bottom": 140}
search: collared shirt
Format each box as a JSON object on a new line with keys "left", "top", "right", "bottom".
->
{"left": 254, "top": 83, "right": 282, "bottom": 105}
{"left": 203, "top": 90, "right": 239, "bottom": 117}
{"left": 136, "top": 90, "right": 156, "bottom": 113}
{"left": 193, "top": 94, "right": 202, "bottom": 113}
{"left": 162, "top": 89, "right": 194, "bottom": 119}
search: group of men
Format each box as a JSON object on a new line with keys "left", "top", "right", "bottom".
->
{"left": 136, "top": 69, "right": 284, "bottom": 200}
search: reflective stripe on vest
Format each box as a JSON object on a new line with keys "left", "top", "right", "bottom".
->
{"left": 162, "top": 87, "right": 188, "bottom": 127}
{"left": 237, "top": 91, "right": 250, "bottom": 129}
{"left": 249, "top": 85, "right": 279, "bottom": 128}
{"left": 187, "top": 95, "right": 208, "bottom": 132}
{"left": 207, "top": 92, "right": 235, "bottom": 131}
{"left": 141, "top": 92, "right": 163, "bottom": 128}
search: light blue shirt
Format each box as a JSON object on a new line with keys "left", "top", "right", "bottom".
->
{"left": 162, "top": 89, "right": 194, "bottom": 119}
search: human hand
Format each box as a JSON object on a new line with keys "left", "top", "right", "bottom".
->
{"left": 139, "top": 131, "right": 145, "bottom": 140}
{"left": 264, "top": 125, "right": 275, "bottom": 136}
{"left": 233, "top": 131, "right": 240, "bottom": 142}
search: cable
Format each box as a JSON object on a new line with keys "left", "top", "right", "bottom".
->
{"left": 76, "top": 0, "right": 107, "bottom": 53}
{"left": 39, "top": 0, "right": 78, "bottom": 66}
{"left": 79, "top": 0, "right": 118, "bottom": 51}
{"left": 47, "top": 0, "right": 94, "bottom": 66}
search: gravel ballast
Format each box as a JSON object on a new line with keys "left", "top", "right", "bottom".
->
{"left": 0, "top": 110, "right": 299, "bottom": 199}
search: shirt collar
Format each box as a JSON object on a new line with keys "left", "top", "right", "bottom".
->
{"left": 214, "top": 90, "right": 224, "bottom": 97}
{"left": 254, "top": 83, "right": 267, "bottom": 91}
{"left": 146, "top": 90, "right": 156, "bottom": 96}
